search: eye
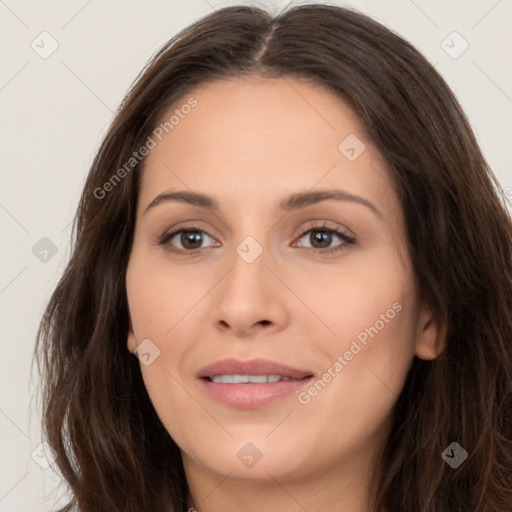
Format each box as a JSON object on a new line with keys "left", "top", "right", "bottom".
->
{"left": 293, "top": 223, "right": 355, "bottom": 254}
{"left": 159, "top": 226, "right": 220, "bottom": 254}
{"left": 158, "top": 222, "right": 355, "bottom": 256}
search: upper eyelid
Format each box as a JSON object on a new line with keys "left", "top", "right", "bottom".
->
{"left": 164, "top": 221, "right": 349, "bottom": 237}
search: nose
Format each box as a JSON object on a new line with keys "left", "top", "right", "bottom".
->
{"left": 210, "top": 243, "right": 290, "bottom": 338}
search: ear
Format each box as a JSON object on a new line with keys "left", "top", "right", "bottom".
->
{"left": 127, "top": 316, "right": 138, "bottom": 354}
{"left": 415, "top": 302, "right": 447, "bottom": 360}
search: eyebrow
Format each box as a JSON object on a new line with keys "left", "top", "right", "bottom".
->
{"left": 144, "top": 189, "right": 383, "bottom": 219}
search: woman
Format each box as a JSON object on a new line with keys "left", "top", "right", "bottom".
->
{"left": 35, "top": 3, "right": 512, "bottom": 511}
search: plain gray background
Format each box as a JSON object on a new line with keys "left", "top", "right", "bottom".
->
{"left": 1, "top": 0, "right": 511, "bottom": 510}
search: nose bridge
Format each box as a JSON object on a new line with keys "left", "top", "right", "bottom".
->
{"left": 224, "top": 232, "right": 269, "bottom": 293}
{"left": 235, "top": 234, "right": 266, "bottom": 267}
{"left": 224, "top": 210, "right": 290, "bottom": 291}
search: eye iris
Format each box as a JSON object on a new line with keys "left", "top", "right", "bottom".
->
{"left": 311, "top": 230, "right": 332, "bottom": 248}
{"left": 181, "top": 231, "right": 203, "bottom": 249}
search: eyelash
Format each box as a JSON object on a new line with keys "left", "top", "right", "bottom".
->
{"left": 158, "top": 222, "right": 356, "bottom": 256}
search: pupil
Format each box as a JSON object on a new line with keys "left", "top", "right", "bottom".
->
{"left": 312, "top": 231, "right": 331, "bottom": 248}
{"left": 182, "top": 231, "right": 202, "bottom": 249}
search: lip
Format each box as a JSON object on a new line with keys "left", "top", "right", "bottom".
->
{"left": 196, "top": 358, "right": 314, "bottom": 409}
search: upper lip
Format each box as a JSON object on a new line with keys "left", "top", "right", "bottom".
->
{"left": 197, "top": 358, "right": 314, "bottom": 380}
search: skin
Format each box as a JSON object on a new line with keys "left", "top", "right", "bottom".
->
{"left": 125, "top": 76, "right": 444, "bottom": 512}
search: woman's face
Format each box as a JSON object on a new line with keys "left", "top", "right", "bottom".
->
{"left": 126, "top": 77, "right": 441, "bottom": 488}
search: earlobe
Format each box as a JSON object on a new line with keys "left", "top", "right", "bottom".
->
{"left": 126, "top": 313, "right": 138, "bottom": 354}
{"left": 415, "top": 305, "right": 447, "bottom": 361}
{"left": 127, "top": 330, "right": 138, "bottom": 354}
{"left": 127, "top": 315, "right": 138, "bottom": 354}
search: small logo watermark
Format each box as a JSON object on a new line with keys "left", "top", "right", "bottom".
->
{"left": 236, "top": 236, "right": 263, "bottom": 263}
{"left": 441, "top": 442, "right": 468, "bottom": 469}
{"left": 31, "top": 31, "right": 59, "bottom": 59}
{"left": 134, "top": 338, "right": 161, "bottom": 366}
{"left": 237, "top": 442, "right": 263, "bottom": 468}
{"left": 441, "top": 31, "right": 469, "bottom": 59}
{"left": 32, "top": 237, "right": 58, "bottom": 263}
{"left": 338, "top": 133, "right": 366, "bottom": 161}
{"left": 31, "top": 441, "right": 58, "bottom": 469}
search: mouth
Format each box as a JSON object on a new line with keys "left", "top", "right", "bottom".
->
{"left": 196, "top": 358, "right": 315, "bottom": 408}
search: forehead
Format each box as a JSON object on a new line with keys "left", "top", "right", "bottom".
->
{"left": 147, "top": 76, "right": 371, "bottom": 161}
{"left": 138, "top": 76, "right": 396, "bottom": 216}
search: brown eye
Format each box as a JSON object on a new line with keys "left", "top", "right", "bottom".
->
{"left": 295, "top": 226, "right": 355, "bottom": 254}
{"left": 179, "top": 231, "right": 204, "bottom": 250}
{"left": 160, "top": 228, "right": 219, "bottom": 253}
{"left": 308, "top": 230, "right": 334, "bottom": 249}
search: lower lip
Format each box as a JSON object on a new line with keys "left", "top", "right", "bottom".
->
{"left": 199, "top": 377, "right": 313, "bottom": 409}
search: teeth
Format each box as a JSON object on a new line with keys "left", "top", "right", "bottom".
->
{"left": 210, "top": 374, "right": 292, "bottom": 384}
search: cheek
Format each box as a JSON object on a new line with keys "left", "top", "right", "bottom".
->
{"left": 126, "top": 252, "right": 211, "bottom": 340}
{"left": 287, "top": 297, "right": 417, "bottom": 469}
{"left": 288, "top": 248, "right": 417, "bottom": 421}
{"left": 126, "top": 254, "right": 214, "bottom": 432}
{"left": 286, "top": 244, "right": 414, "bottom": 347}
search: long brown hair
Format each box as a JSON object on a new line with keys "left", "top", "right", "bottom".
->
{"left": 34, "top": 3, "right": 512, "bottom": 511}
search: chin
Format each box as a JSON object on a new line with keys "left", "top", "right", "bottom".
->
{"left": 180, "top": 433, "right": 311, "bottom": 481}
